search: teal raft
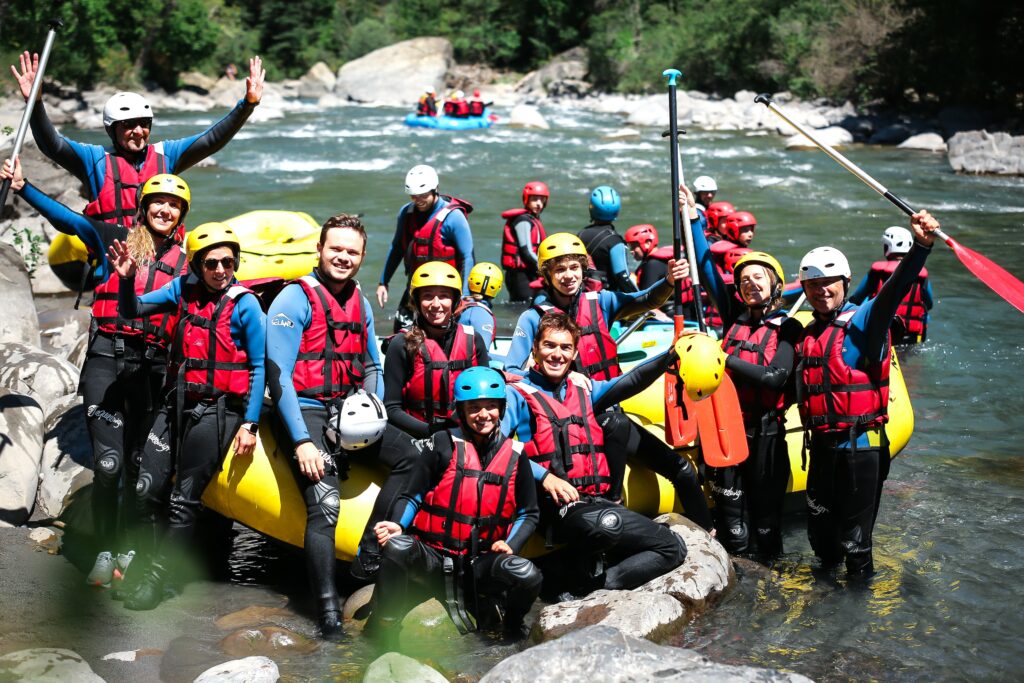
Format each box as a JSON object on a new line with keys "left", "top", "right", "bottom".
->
{"left": 404, "top": 110, "right": 494, "bottom": 130}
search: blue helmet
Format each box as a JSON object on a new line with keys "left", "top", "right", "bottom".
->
{"left": 453, "top": 366, "right": 506, "bottom": 403}
{"left": 589, "top": 185, "right": 621, "bottom": 222}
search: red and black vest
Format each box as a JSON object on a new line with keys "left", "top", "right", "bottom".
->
{"left": 869, "top": 260, "right": 929, "bottom": 339}
{"left": 797, "top": 309, "right": 890, "bottom": 433}
{"left": 500, "top": 209, "right": 546, "bottom": 270}
{"left": 401, "top": 196, "right": 473, "bottom": 274}
{"left": 91, "top": 242, "right": 186, "bottom": 348}
{"left": 417, "top": 95, "right": 437, "bottom": 117}
{"left": 402, "top": 323, "right": 481, "bottom": 425}
{"left": 722, "top": 310, "right": 790, "bottom": 424}
{"left": 468, "top": 100, "right": 485, "bottom": 117}
{"left": 534, "top": 290, "right": 620, "bottom": 380}
{"left": 291, "top": 276, "right": 366, "bottom": 401}
{"left": 84, "top": 144, "right": 167, "bottom": 227}
{"left": 636, "top": 246, "right": 694, "bottom": 304}
{"left": 174, "top": 282, "right": 254, "bottom": 401}
{"left": 411, "top": 435, "right": 521, "bottom": 555}
{"left": 511, "top": 377, "right": 611, "bottom": 497}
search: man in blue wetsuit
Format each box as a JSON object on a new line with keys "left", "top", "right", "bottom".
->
{"left": 578, "top": 185, "right": 636, "bottom": 293}
{"left": 376, "top": 164, "right": 475, "bottom": 332}
{"left": 10, "top": 52, "right": 265, "bottom": 227}
{"left": 458, "top": 261, "right": 503, "bottom": 348}
{"left": 795, "top": 210, "right": 940, "bottom": 580}
{"left": 265, "top": 213, "right": 423, "bottom": 637}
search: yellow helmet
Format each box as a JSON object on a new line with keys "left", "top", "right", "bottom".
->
{"left": 468, "top": 262, "right": 503, "bottom": 298}
{"left": 410, "top": 261, "right": 462, "bottom": 296}
{"left": 140, "top": 173, "right": 190, "bottom": 223}
{"left": 674, "top": 332, "right": 726, "bottom": 402}
{"left": 732, "top": 250, "right": 785, "bottom": 284}
{"left": 537, "top": 232, "right": 587, "bottom": 271}
{"left": 186, "top": 222, "right": 240, "bottom": 259}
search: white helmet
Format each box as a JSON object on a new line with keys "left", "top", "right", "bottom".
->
{"left": 881, "top": 226, "right": 913, "bottom": 257}
{"left": 799, "top": 246, "right": 851, "bottom": 281}
{"left": 103, "top": 92, "right": 154, "bottom": 128}
{"left": 693, "top": 175, "right": 717, "bottom": 193}
{"left": 325, "top": 390, "right": 387, "bottom": 451}
{"left": 404, "top": 165, "right": 439, "bottom": 195}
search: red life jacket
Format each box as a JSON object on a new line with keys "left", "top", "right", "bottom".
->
{"left": 411, "top": 435, "right": 522, "bottom": 555}
{"left": 510, "top": 376, "right": 611, "bottom": 496}
{"left": 443, "top": 101, "right": 458, "bottom": 116}
{"left": 91, "top": 242, "right": 186, "bottom": 348}
{"left": 636, "top": 246, "right": 694, "bottom": 305}
{"left": 455, "top": 100, "right": 470, "bottom": 117}
{"left": 500, "top": 209, "right": 546, "bottom": 270}
{"left": 174, "top": 282, "right": 254, "bottom": 401}
{"left": 722, "top": 310, "right": 789, "bottom": 424}
{"left": 534, "top": 290, "right": 620, "bottom": 380}
{"left": 84, "top": 144, "right": 166, "bottom": 227}
{"left": 402, "top": 323, "right": 480, "bottom": 424}
{"left": 401, "top": 196, "right": 473, "bottom": 274}
{"left": 468, "top": 100, "right": 485, "bottom": 117}
{"left": 869, "top": 260, "right": 929, "bottom": 339}
{"left": 797, "top": 309, "right": 890, "bottom": 433}
{"left": 709, "top": 239, "right": 739, "bottom": 272}
{"left": 417, "top": 96, "right": 436, "bottom": 116}
{"left": 291, "top": 276, "right": 366, "bottom": 401}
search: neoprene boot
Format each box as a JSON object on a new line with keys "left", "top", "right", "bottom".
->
{"left": 123, "top": 562, "right": 166, "bottom": 611}
{"left": 317, "top": 596, "right": 344, "bottom": 641}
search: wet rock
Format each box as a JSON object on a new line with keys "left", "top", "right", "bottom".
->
{"left": 947, "top": 130, "right": 1024, "bottom": 175}
{"left": 0, "top": 647, "right": 104, "bottom": 682}
{"left": 219, "top": 626, "right": 319, "bottom": 657}
{"left": 508, "top": 104, "right": 549, "bottom": 130}
{"left": 194, "top": 656, "right": 280, "bottom": 683}
{"left": 899, "top": 133, "right": 946, "bottom": 153}
{"left": 37, "top": 306, "right": 91, "bottom": 360}
{"left": 624, "top": 96, "right": 669, "bottom": 128}
{"left": 28, "top": 526, "right": 62, "bottom": 554}
{"left": 179, "top": 71, "right": 220, "bottom": 94}
{"left": 297, "top": 62, "right": 337, "bottom": 99}
{"left": 35, "top": 397, "right": 92, "bottom": 522}
{"left": 515, "top": 47, "right": 589, "bottom": 98}
{"left": 536, "top": 588, "right": 686, "bottom": 642}
{"left": 336, "top": 37, "right": 453, "bottom": 107}
{"left": 67, "top": 333, "right": 90, "bottom": 369}
{"left": 0, "top": 341, "right": 80, "bottom": 408}
{"left": 0, "top": 389, "right": 45, "bottom": 526}
{"left": 214, "top": 604, "right": 296, "bottom": 630}
{"left": 785, "top": 126, "right": 853, "bottom": 149}
{"left": 364, "top": 652, "right": 447, "bottom": 683}
{"left": 480, "top": 625, "right": 814, "bottom": 682}
{"left": 869, "top": 123, "right": 914, "bottom": 145}
{"left": 343, "top": 583, "right": 375, "bottom": 624}
{"left": 0, "top": 242, "right": 39, "bottom": 347}
{"left": 395, "top": 599, "right": 462, "bottom": 653}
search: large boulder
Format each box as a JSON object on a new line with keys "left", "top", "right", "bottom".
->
{"left": 296, "top": 61, "right": 337, "bottom": 99}
{"left": 194, "top": 656, "right": 280, "bottom": 683}
{"left": 0, "top": 389, "right": 44, "bottom": 526}
{"left": 536, "top": 589, "right": 686, "bottom": 642}
{"left": 35, "top": 396, "right": 93, "bottom": 522}
{"left": 480, "top": 625, "right": 815, "bottom": 683}
{"left": 37, "top": 306, "right": 92, "bottom": 360}
{"left": 947, "top": 130, "right": 1024, "bottom": 175}
{"left": 0, "top": 648, "right": 104, "bottom": 682}
{"left": 363, "top": 652, "right": 448, "bottom": 683}
{"left": 0, "top": 242, "right": 39, "bottom": 347}
{"left": 508, "top": 104, "right": 550, "bottom": 130}
{"left": 899, "top": 132, "right": 947, "bottom": 153}
{"left": 0, "top": 341, "right": 80, "bottom": 409}
{"left": 335, "top": 38, "right": 453, "bottom": 106}
{"left": 785, "top": 126, "right": 853, "bottom": 149}
{"left": 515, "top": 47, "right": 590, "bottom": 98}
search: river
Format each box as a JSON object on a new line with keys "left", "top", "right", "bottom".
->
{"left": 33, "top": 101, "right": 1024, "bottom": 680}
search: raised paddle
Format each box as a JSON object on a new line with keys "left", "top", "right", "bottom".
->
{"left": 0, "top": 19, "right": 63, "bottom": 233}
{"left": 755, "top": 93, "right": 1024, "bottom": 315}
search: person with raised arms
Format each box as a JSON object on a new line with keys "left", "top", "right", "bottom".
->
{"left": 10, "top": 53, "right": 265, "bottom": 228}
{"left": 2, "top": 158, "right": 190, "bottom": 588}
{"left": 624, "top": 222, "right": 694, "bottom": 318}
{"left": 109, "top": 222, "right": 265, "bottom": 610}
{"left": 383, "top": 262, "right": 490, "bottom": 440}
{"left": 795, "top": 210, "right": 939, "bottom": 580}
{"left": 458, "top": 261, "right": 503, "bottom": 348}
{"left": 368, "top": 367, "right": 541, "bottom": 645}
{"left": 500, "top": 180, "right": 549, "bottom": 302}
{"left": 502, "top": 312, "right": 711, "bottom": 599}
{"left": 264, "top": 213, "right": 424, "bottom": 636}
{"left": 376, "top": 164, "right": 475, "bottom": 332}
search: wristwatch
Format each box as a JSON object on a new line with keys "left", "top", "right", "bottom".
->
{"left": 242, "top": 422, "right": 259, "bottom": 435}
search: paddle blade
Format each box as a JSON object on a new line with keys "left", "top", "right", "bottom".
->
{"left": 665, "top": 373, "right": 698, "bottom": 447}
{"left": 944, "top": 236, "right": 1024, "bottom": 314}
{"left": 695, "top": 374, "right": 749, "bottom": 467}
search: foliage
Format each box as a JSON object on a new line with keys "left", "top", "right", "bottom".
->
{"left": 10, "top": 226, "right": 45, "bottom": 278}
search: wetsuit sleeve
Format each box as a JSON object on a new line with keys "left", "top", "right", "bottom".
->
{"left": 689, "top": 215, "right": 729, "bottom": 317}
{"left": 167, "top": 100, "right": 258, "bottom": 172}
{"left": 362, "top": 295, "right": 384, "bottom": 398}
{"left": 383, "top": 334, "right": 431, "bottom": 438}
{"left": 605, "top": 280, "right": 673, "bottom": 322}
{"left": 506, "top": 308, "right": 539, "bottom": 374}
{"left": 29, "top": 104, "right": 91, "bottom": 185}
{"left": 499, "top": 387, "right": 548, "bottom": 482}
{"left": 724, "top": 317, "right": 801, "bottom": 390}
{"left": 391, "top": 437, "right": 447, "bottom": 528}
{"left": 505, "top": 452, "right": 540, "bottom": 553}
{"left": 379, "top": 208, "right": 407, "bottom": 287}
{"left": 473, "top": 331, "right": 491, "bottom": 366}
{"left": 458, "top": 305, "right": 495, "bottom": 348}
{"left": 18, "top": 182, "right": 106, "bottom": 256}
{"left": 442, "top": 211, "right": 475, "bottom": 294}
{"left": 119, "top": 273, "right": 182, "bottom": 318}
{"left": 609, "top": 242, "right": 638, "bottom": 293}
{"left": 848, "top": 272, "right": 872, "bottom": 305}
{"left": 234, "top": 294, "right": 267, "bottom": 424}
{"left": 513, "top": 217, "right": 539, "bottom": 266}
{"left": 637, "top": 257, "right": 667, "bottom": 291}
{"left": 593, "top": 349, "right": 673, "bottom": 411}
{"left": 265, "top": 284, "right": 314, "bottom": 446}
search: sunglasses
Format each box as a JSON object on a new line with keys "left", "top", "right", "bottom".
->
{"left": 120, "top": 118, "right": 152, "bottom": 130}
{"left": 202, "top": 256, "right": 236, "bottom": 270}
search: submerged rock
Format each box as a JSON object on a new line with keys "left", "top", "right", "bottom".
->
{"left": 193, "top": 655, "right": 280, "bottom": 683}
{"left": 0, "top": 648, "right": 104, "bottom": 682}
{"left": 364, "top": 652, "right": 448, "bottom": 683}
{"left": 219, "top": 626, "right": 319, "bottom": 657}
{"left": 214, "top": 604, "right": 296, "bottom": 631}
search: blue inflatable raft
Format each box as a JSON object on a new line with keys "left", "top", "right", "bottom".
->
{"left": 404, "top": 110, "right": 494, "bottom": 130}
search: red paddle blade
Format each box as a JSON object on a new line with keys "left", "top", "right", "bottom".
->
{"left": 945, "top": 236, "right": 1024, "bottom": 314}
{"left": 696, "top": 374, "right": 749, "bottom": 467}
{"left": 665, "top": 373, "right": 698, "bottom": 447}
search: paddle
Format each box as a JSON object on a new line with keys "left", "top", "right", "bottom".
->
{"left": 615, "top": 310, "right": 655, "bottom": 347}
{"left": 755, "top": 93, "right": 1024, "bottom": 315}
{"left": 0, "top": 19, "right": 63, "bottom": 233}
{"left": 787, "top": 292, "right": 807, "bottom": 317}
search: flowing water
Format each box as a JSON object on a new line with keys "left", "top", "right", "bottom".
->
{"left": 46, "top": 102, "right": 1024, "bottom": 680}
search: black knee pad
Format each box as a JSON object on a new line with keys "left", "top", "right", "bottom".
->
{"left": 381, "top": 533, "right": 418, "bottom": 568}
{"left": 494, "top": 554, "right": 542, "bottom": 587}
{"left": 93, "top": 447, "right": 122, "bottom": 482}
{"left": 309, "top": 480, "right": 340, "bottom": 527}
{"left": 581, "top": 507, "right": 624, "bottom": 550}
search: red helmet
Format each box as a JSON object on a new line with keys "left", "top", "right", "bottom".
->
{"left": 723, "top": 247, "right": 752, "bottom": 274}
{"left": 522, "top": 180, "right": 550, "bottom": 207}
{"left": 722, "top": 211, "right": 756, "bottom": 242}
{"left": 705, "top": 201, "right": 735, "bottom": 230}
{"left": 624, "top": 224, "right": 659, "bottom": 256}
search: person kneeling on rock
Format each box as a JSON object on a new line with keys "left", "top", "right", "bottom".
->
{"left": 367, "top": 367, "right": 541, "bottom": 645}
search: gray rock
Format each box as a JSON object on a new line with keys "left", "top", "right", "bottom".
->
{"left": 508, "top": 104, "right": 550, "bottom": 130}
{"left": 0, "top": 647, "right": 103, "bottom": 682}
{"left": 515, "top": 47, "right": 589, "bottom": 97}
{"left": 0, "top": 389, "right": 45, "bottom": 526}
{"left": 870, "top": 123, "right": 914, "bottom": 145}
{"left": 296, "top": 62, "right": 337, "bottom": 99}
{"left": 899, "top": 132, "right": 946, "bottom": 153}
{"left": 0, "top": 242, "right": 39, "bottom": 346}
{"left": 536, "top": 588, "right": 686, "bottom": 642}
{"left": 785, "top": 126, "right": 853, "bottom": 149}
{"left": 179, "top": 71, "right": 220, "bottom": 94}
{"left": 335, "top": 38, "right": 452, "bottom": 106}
{"left": 343, "top": 583, "right": 375, "bottom": 625}
{"left": 363, "top": 652, "right": 448, "bottom": 683}
{"left": 947, "top": 130, "right": 1024, "bottom": 175}
{"left": 38, "top": 306, "right": 91, "bottom": 359}
{"left": 194, "top": 656, "right": 280, "bottom": 683}
{"left": 0, "top": 341, "right": 80, "bottom": 408}
{"left": 35, "top": 396, "right": 93, "bottom": 522}
{"left": 480, "top": 625, "right": 814, "bottom": 683}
